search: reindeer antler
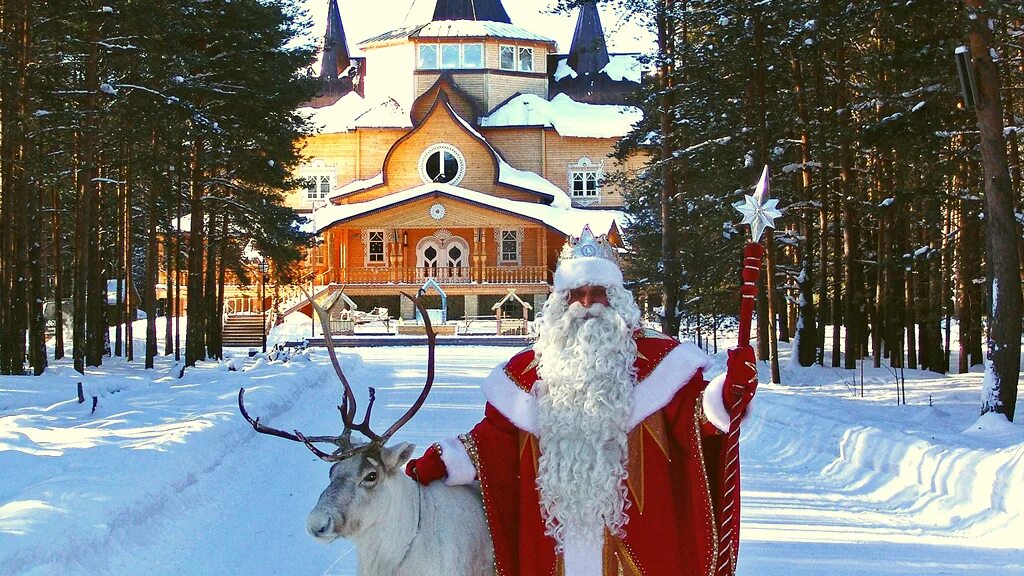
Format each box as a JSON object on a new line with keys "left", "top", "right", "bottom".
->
{"left": 238, "top": 289, "right": 437, "bottom": 462}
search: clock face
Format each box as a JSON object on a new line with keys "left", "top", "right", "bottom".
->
{"left": 429, "top": 203, "right": 446, "bottom": 220}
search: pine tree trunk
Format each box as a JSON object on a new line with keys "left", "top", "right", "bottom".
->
{"left": 9, "top": 0, "right": 31, "bottom": 375}
{"left": 966, "top": 0, "right": 1023, "bottom": 420}
{"left": 790, "top": 53, "right": 818, "bottom": 368}
{"left": 52, "top": 187, "right": 65, "bottom": 359}
{"left": 204, "top": 213, "right": 219, "bottom": 360}
{"left": 145, "top": 168, "right": 158, "bottom": 368}
{"left": 124, "top": 143, "right": 134, "bottom": 362}
{"left": 114, "top": 165, "right": 124, "bottom": 357}
{"left": 215, "top": 214, "right": 229, "bottom": 357}
{"left": 185, "top": 137, "right": 206, "bottom": 367}
{"left": 837, "top": 41, "right": 862, "bottom": 370}
{"left": 657, "top": 0, "right": 681, "bottom": 339}
{"left": 164, "top": 225, "right": 174, "bottom": 356}
{"left": 73, "top": 16, "right": 101, "bottom": 374}
{"left": 906, "top": 266, "right": 918, "bottom": 370}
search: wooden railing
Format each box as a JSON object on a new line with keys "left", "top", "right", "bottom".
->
{"left": 480, "top": 266, "right": 548, "bottom": 284}
{"left": 336, "top": 266, "right": 548, "bottom": 285}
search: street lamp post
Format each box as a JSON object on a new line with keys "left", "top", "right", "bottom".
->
{"left": 258, "top": 260, "right": 269, "bottom": 353}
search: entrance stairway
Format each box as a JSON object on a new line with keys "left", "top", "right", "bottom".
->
{"left": 222, "top": 314, "right": 266, "bottom": 348}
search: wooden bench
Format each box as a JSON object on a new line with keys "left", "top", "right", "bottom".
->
{"left": 397, "top": 324, "right": 457, "bottom": 336}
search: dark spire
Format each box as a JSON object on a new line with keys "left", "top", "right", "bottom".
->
{"left": 567, "top": 1, "right": 609, "bottom": 75}
{"left": 321, "top": 0, "right": 351, "bottom": 80}
{"left": 431, "top": 0, "right": 512, "bottom": 24}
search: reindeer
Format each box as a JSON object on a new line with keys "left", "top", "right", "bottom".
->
{"left": 239, "top": 292, "right": 494, "bottom": 576}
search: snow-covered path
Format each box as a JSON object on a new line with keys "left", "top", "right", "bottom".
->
{"left": 2, "top": 344, "right": 1021, "bottom": 575}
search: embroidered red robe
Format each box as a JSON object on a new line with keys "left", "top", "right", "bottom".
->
{"left": 438, "top": 331, "right": 739, "bottom": 576}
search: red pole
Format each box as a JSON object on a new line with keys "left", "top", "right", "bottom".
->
{"left": 716, "top": 241, "right": 764, "bottom": 576}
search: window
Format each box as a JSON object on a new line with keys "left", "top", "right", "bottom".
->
{"left": 571, "top": 172, "right": 599, "bottom": 197}
{"left": 441, "top": 44, "right": 460, "bottom": 69}
{"left": 418, "top": 144, "right": 466, "bottom": 186}
{"left": 500, "top": 45, "right": 515, "bottom": 70}
{"left": 518, "top": 47, "right": 533, "bottom": 72}
{"left": 418, "top": 44, "right": 438, "bottom": 69}
{"left": 501, "top": 230, "right": 519, "bottom": 263}
{"left": 462, "top": 44, "right": 483, "bottom": 68}
{"left": 569, "top": 158, "right": 603, "bottom": 204}
{"left": 297, "top": 159, "right": 337, "bottom": 205}
{"left": 367, "top": 230, "right": 385, "bottom": 264}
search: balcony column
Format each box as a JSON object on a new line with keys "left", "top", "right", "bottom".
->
{"left": 389, "top": 229, "right": 399, "bottom": 283}
{"left": 472, "top": 227, "right": 482, "bottom": 283}
{"left": 340, "top": 228, "right": 350, "bottom": 285}
{"left": 480, "top": 228, "right": 488, "bottom": 283}
{"left": 541, "top": 230, "right": 548, "bottom": 284}
{"left": 396, "top": 228, "right": 406, "bottom": 283}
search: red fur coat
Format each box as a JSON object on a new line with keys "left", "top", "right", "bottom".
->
{"left": 435, "top": 330, "right": 738, "bottom": 576}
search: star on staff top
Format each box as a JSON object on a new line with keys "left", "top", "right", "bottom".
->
{"left": 733, "top": 165, "right": 782, "bottom": 243}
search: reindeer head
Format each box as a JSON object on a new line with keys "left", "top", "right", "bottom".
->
{"left": 305, "top": 442, "right": 415, "bottom": 541}
{"left": 238, "top": 289, "right": 436, "bottom": 543}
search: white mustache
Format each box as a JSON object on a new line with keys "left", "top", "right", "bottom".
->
{"left": 566, "top": 302, "right": 608, "bottom": 319}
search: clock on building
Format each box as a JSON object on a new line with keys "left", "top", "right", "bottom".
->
{"left": 429, "top": 203, "right": 446, "bottom": 220}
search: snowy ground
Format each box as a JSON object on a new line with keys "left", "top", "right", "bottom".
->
{"left": 1, "top": 321, "right": 1022, "bottom": 575}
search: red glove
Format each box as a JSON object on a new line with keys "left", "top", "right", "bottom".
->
{"left": 724, "top": 345, "right": 758, "bottom": 419}
{"left": 405, "top": 443, "right": 447, "bottom": 485}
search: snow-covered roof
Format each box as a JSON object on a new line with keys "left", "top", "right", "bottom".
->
{"left": 330, "top": 173, "right": 385, "bottom": 199}
{"left": 314, "top": 183, "right": 622, "bottom": 238}
{"left": 552, "top": 53, "right": 644, "bottom": 84}
{"left": 298, "top": 93, "right": 411, "bottom": 134}
{"left": 359, "top": 20, "right": 555, "bottom": 47}
{"left": 497, "top": 160, "right": 570, "bottom": 209}
{"left": 481, "top": 93, "right": 642, "bottom": 138}
{"left": 602, "top": 54, "right": 643, "bottom": 83}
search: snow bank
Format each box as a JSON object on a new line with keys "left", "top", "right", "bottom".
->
{"left": 0, "top": 352, "right": 361, "bottom": 574}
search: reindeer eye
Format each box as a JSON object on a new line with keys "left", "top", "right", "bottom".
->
{"left": 363, "top": 471, "right": 378, "bottom": 483}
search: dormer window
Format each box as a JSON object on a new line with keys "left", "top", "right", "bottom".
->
{"left": 418, "top": 45, "right": 438, "bottom": 69}
{"left": 418, "top": 43, "right": 486, "bottom": 70}
{"left": 500, "top": 45, "right": 515, "bottom": 70}
{"left": 462, "top": 44, "right": 483, "bottom": 68}
{"left": 518, "top": 47, "right": 533, "bottom": 72}
{"left": 441, "top": 44, "right": 460, "bottom": 68}
{"left": 499, "top": 45, "right": 536, "bottom": 72}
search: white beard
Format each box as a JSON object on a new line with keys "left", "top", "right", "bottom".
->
{"left": 533, "top": 291, "right": 640, "bottom": 549}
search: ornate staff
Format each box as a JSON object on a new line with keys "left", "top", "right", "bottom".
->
{"left": 715, "top": 166, "right": 781, "bottom": 576}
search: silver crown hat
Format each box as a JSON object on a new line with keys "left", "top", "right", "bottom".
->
{"left": 553, "top": 225, "right": 624, "bottom": 292}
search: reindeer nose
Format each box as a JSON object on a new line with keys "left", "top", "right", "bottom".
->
{"left": 307, "top": 510, "right": 336, "bottom": 540}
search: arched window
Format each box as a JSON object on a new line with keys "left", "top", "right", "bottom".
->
{"left": 568, "top": 158, "right": 603, "bottom": 205}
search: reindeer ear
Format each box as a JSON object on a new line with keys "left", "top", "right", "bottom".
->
{"left": 381, "top": 442, "right": 415, "bottom": 474}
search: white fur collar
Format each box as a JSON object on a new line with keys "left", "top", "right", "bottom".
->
{"left": 481, "top": 342, "right": 711, "bottom": 435}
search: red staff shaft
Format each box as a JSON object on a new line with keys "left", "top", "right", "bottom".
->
{"left": 715, "top": 241, "right": 764, "bottom": 576}
{"left": 737, "top": 242, "right": 765, "bottom": 347}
